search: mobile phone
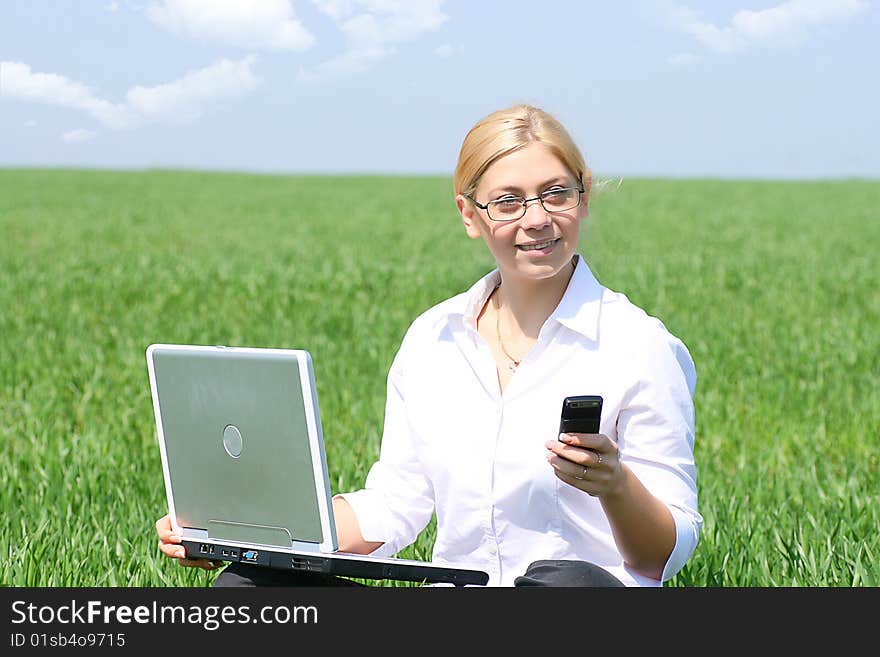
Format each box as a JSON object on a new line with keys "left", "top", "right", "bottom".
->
{"left": 559, "top": 395, "right": 603, "bottom": 437}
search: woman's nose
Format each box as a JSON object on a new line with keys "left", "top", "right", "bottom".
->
{"left": 519, "top": 199, "right": 551, "bottom": 229}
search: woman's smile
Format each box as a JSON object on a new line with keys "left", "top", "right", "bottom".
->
{"left": 516, "top": 236, "right": 561, "bottom": 255}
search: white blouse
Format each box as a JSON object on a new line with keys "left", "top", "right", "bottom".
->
{"left": 340, "top": 254, "right": 701, "bottom": 587}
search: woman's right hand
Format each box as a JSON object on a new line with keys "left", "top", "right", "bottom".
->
{"left": 155, "top": 514, "right": 223, "bottom": 571}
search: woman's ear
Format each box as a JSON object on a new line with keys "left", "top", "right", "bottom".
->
{"left": 456, "top": 194, "right": 483, "bottom": 239}
{"left": 578, "top": 191, "right": 590, "bottom": 221}
{"left": 579, "top": 201, "right": 589, "bottom": 221}
{"left": 581, "top": 177, "right": 594, "bottom": 218}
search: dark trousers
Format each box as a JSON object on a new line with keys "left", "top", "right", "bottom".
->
{"left": 213, "top": 559, "right": 625, "bottom": 587}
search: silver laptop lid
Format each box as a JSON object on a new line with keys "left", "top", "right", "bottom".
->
{"left": 146, "top": 344, "right": 338, "bottom": 553}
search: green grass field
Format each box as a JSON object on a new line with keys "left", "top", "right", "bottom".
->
{"left": 1, "top": 169, "right": 878, "bottom": 587}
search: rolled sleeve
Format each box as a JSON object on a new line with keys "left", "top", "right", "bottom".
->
{"left": 337, "top": 339, "right": 435, "bottom": 558}
{"left": 661, "top": 503, "right": 702, "bottom": 581}
{"left": 617, "top": 329, "right": 703, "bottom": 582}
{"left": 336, "top": 489, "right": 401, "bottom": 558}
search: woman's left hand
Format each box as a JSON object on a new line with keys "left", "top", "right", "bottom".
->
{"left": 545, "top": 433, "right": 622, "bottom": 497}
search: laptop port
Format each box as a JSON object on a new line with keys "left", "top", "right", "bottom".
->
{"left": 199, "top": 544, "right": 209, "bottom": 554}
{"left": 292, "top": 556, "right": 324, "bottom": 572}
{"left": 242, "top": 550, "right": 259, "bottom": 563}
{"left": 221, "top": 549, "right": 230, "bottom": 557}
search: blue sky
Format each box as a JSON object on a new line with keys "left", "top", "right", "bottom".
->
{"left": 1, "top": 0, "right": 877, "bottom": 178}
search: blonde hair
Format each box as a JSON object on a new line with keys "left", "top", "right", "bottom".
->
{"left": 453, "top": 104, "right": 592, "bottom": 199}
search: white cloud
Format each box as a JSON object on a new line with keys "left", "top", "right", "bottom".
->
{"left": 1, "top": 57, "right": 260, "bottom": 131}
{"left": 314, "top": 46, "right": 390, "bottom": 76}
{"left": 669, "top": 0, "right": 869, "bottom": 53}
{"left": 312, "top": 0, "right": 354, "bottom": 21}
{"left": 147, "top": 0, "right": 315, "bottom": 51}
{"left": 330, "top": 1, "right": 447, "bottom": 46}
{"left": 126, "top": 56, "right": 260, "bottom": 123}
{"left": 306, "top": 0, "right": 448, "bottom": 76}
{"left": 1, "top": 61, "right": 136, "bottom": 129}
{"left": 62, "top": 129, "right": 97, "bottom": 143}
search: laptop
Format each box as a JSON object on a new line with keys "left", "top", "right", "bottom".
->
{"left": 146, "top": 343, "right": 489, "bottom": 587}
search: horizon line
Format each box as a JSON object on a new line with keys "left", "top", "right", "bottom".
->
{"left": 1, "top": 165, "right": 878, "bottom": 183}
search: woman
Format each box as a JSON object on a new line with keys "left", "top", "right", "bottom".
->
{"left": 156, "top": 103, "right": 701, "bottom": 587}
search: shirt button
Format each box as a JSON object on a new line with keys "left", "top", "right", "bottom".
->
{"left": 488, "top": 545, "right": 497, "bottom": 555}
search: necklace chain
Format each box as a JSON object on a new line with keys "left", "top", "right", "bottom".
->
{"left": 490, "top": 257, "right": 576, "bottom": 374}
{"left": 494, "top": 284, "right": 521, "bottom": 372}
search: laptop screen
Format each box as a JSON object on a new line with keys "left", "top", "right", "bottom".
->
{"left": 147, "top": 344, "right": 338, "bottom": 553}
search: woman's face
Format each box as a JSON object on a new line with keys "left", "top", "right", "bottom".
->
{"left": 457, "top": 141, "right": 587, "bottom": 283}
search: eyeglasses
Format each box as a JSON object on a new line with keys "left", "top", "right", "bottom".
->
{"left": 465, "top": 180, "right": 585, "bottom": 222}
